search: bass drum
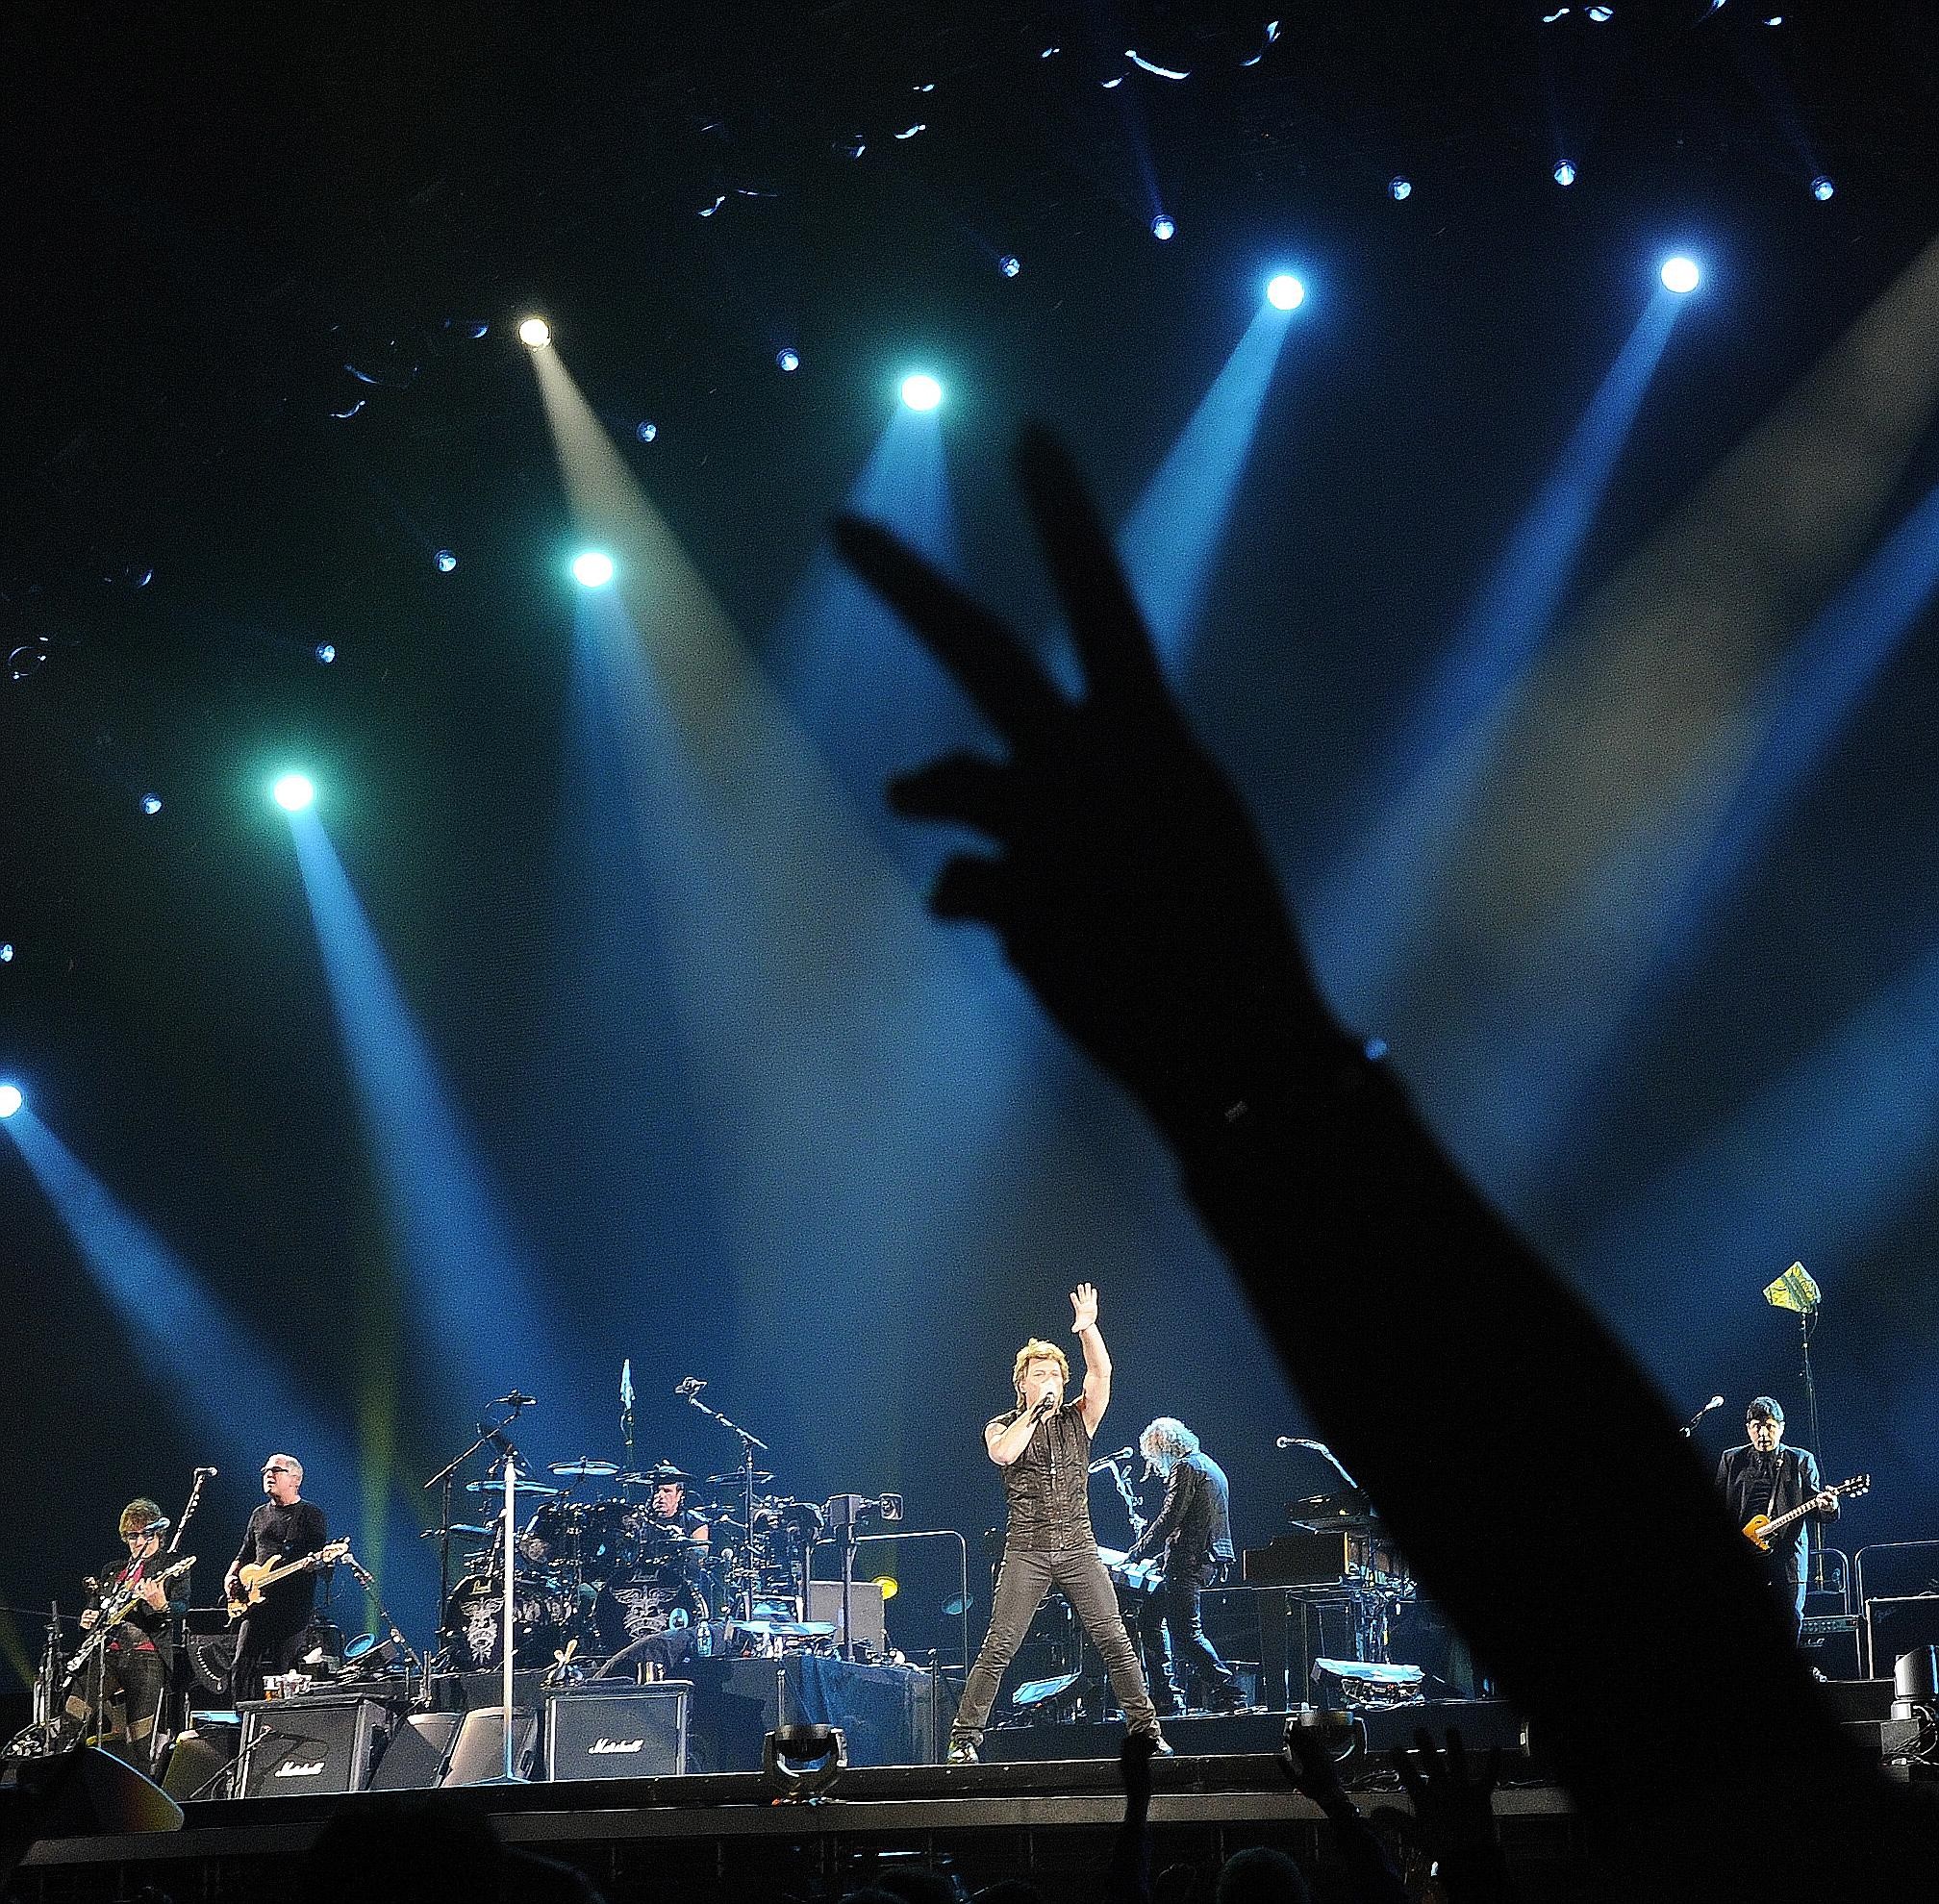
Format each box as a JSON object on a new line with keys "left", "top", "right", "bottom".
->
{"left": 441, "top": 1573, "right": 569, "bottom": 1671}
{"left": 592, "top": 1572, "right": 709, "bottom": 1658}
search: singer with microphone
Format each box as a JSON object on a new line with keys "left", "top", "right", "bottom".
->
{"left": 947, "top": 1283, "right": 1167, "bottom": 1765}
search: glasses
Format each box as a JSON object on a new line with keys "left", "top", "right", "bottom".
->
{"left": 263, "top": 1465, "right": 294, "bottom": 1476}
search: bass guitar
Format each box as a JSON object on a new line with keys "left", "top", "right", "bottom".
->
{"left": 1743, "top": 1474, "right": 1869, "bottom": 1552}
{"left": 226, "top": 1540, "right": 349, "bottom": 1620}
{"left": 62, "top": 1554, "right": 196, "bottom": 1680}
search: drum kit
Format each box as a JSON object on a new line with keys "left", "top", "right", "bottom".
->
{"left": 432, "top": 1457, "right": 838, "bottom": 1672}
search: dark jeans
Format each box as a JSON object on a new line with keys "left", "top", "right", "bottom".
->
{"left": 230, "top": 1603, "right": 311, "bottom": 1706}
{"left": 63, "top": 1642, "right": 169, "bottom": 1774}
{"left": 1765, "top": 1558, "right": 1807, "bottom": 1645}
{"left": 953, "top": 1545, "right": 1156, "bottom": 1745}
{"left": 1139, "top": 1570, "right": 1239, "bottom": 1708}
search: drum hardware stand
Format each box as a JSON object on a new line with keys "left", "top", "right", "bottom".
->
{"left": 423, "top": 1403, "right": 529, "bottom": 1676}
{"left": 676, "top": 1378, "right": 772, "bottom": 1619}
{"left": 823, "top": 1495, "right": 904, "bottom": 1662}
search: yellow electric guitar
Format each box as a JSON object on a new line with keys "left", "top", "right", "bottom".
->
{"left": 1742, "top": 1475, "right": 1869, "bottom": 1552}
{"left": 226, "top": 1539, "right": 349, "bottom": 1619}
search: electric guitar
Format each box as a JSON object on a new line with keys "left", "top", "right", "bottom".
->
{"left": 63, "top": 1555, "right": 197, "bottom": 1680}
{"left": 226, "top": 1540, "right": 350, "bottom": 1619}
{"left": 1742, "top": 1474, "right": 1869, "bottom": 1552}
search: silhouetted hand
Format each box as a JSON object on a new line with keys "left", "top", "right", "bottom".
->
{"left": 1395, "top": 1728, "right": 1503, "bottom": 1872}
{"left": 1279, "top": 1714, "right": 1352, "bottom": 1808}
{"left": 833, "top": 428, "right": 1344, "bottom": 1151}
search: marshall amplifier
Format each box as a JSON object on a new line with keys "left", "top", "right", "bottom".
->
{"left": 544, "top": 1681, "right": 689, "bottom": 1781}
{"left": 237, "top": 1696, "right": 390, "bottom": 1796}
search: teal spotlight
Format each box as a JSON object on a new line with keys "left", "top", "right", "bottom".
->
{"left": 272, "top": 772, "right": 316, "bottom": 813}
{"left": 900, "top": 373, "right": 944, "bottom": 413}
{"left": 1266, "top": 273, "right": 1305, "bottom": 312}
{"left": 571, "top": 551, "right": 617, "bottom": 588}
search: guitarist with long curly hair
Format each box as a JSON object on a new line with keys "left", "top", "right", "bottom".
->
{"left": 62, "top": 1497, "right": 185, "bottom": 1773}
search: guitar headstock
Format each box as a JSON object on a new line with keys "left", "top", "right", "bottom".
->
{"left": 1837, "top": 1474, "right": 1872, "bottom": 1500}
{"left": 313, "top": 1539, "right": 352, "bottom": 1567}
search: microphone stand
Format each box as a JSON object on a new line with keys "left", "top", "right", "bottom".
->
{"left": 340, "top": 1553, "right": 427, "bottom": 1708}
{"left": 680, "top": 1385, "right": 771, "bottom": 1619}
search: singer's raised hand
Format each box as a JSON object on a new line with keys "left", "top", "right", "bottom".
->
{"left": 832, "top": 427, "right": 1342, "bottom": 1151}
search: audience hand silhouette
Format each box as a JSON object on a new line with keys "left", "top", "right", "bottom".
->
{"left": 833, "top": 427, "right": 1340, "bottom": 1150}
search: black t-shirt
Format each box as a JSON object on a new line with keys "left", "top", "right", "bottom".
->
{"left": 231, "top": 1500, "right": 329, "bottom": 1614}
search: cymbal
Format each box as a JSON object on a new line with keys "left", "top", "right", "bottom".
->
{"left": 466, "top": 1477, "right": 562, "bottom": 1496}
{"left": 419, "top": 1523, "right": 496, "bottom": 1541}
{"left": 734, "top": 1619, "right": 836, "bottom": 1640}
{"left": 705, "top": 1470, "right": 773, "bottom": 1486}
{"left": 622, "top": 1468, "right": 696, "bottom": 1486}
{"left": 549, "top": 1459, "right": 620, "bottom": 1478}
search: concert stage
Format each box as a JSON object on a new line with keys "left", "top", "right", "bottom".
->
{"left": 13, "top": 1746, "right": 1591, "bottom": 1904}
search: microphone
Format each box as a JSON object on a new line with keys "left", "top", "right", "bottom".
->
{"left": 1276, "top": 1436, "right": 1322, "bottom": 1449}
{"left": 676, "top": 1377, "right": 707, "bottom": 1397}
{"left": 1090, "top": 1447, "right": 1135, "bottom": 1472}
{"left": 490, "top": 1392, "right": 536, "bottom": 1409}
{"left": 194, "top": 1466, "right": 218, "bottom": 1477}
{"left": 1679, "top": 1395, "right": 1725, "bottom": 1439}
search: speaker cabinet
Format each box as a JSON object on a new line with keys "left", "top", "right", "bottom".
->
{"left": 544, "top": 1681, "right": 689, "bottom": 1781}
{"left": 441, "top": 1707, "right": 538, "bottom": 1786}
{"left": 160, "top": 1720, "right": 239, "bottom": 1801}
{"left": 237, "top": 1698, "right": 389, "bottom": 1796}
{"left": 366, "top": 1712, "right": 465, "bottom": 1791}
{"left": 1865, "top": 1594, "right": 1939, "bottom": 1679}
{"left": 807, "top": 1581, "right": 886, "bottom": 1655}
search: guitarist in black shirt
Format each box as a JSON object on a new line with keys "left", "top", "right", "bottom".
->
{"left": 1715, "top": 1397, "right": 1839, "bottom": 1644}
{"left": 224, "top": 1453, "right": 330, "bottom": 1703}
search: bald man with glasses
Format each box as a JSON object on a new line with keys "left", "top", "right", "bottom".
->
{"left": 224, "top": 1454, "right": 330, "bottom": 1704}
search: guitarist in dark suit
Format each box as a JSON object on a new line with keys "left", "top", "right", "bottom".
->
{"left": 63, "top": 1497, "right": 184, "bottom": 1772}
{"left": 1716, "top": 1397, "right": 1839, "bottom": 1643}
{"left": 225, "top": 1453, "right": 329, "bottom": 1703}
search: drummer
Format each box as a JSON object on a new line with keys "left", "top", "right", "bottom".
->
{"left": 640, "top": 1463, "right": 711, "bottom": 1559}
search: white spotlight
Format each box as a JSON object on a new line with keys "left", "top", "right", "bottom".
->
{"left": 1660, "top": 256, "right": 1700, "bottom": 294}
{"left": 900, "top": 373, "right": 944, "bottom": 413}
{"left": 272, "top": 773, "right": 315, "bottom": 813}
{"left": 1150, "top": 213, "right": 1176, "bottom": 241}
{"left": 1266, "top": 273, "right": 1305, "bottom": 312}
{"left": 571, "top": 551, "right": 616, "bottom": 588}
{"left": 517, "top": 317, "right": 552, "bottom": 349}
{"left": 0, "top": 1084, "right": 22, "bottom": 1119}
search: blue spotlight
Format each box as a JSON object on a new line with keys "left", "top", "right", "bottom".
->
{"left": 776, "top": 347, "right": 801, "bottom": 373}
{"left": 0, "top": 1084, "right": 21, "bottom": 1118}
{"left": 1389, "top": 176, "right": 1412, "bottom": 201}
{"left": 1660, "top": 256, "right": 1700, "bottom": 294}
{"left": 139, "top": 793, "right": 162, "bottom": 816}
{"left": 1150, "top": 213, "right": 1176, "bottom": 241}
{"left": 637, "top": 420, "right": 658, "bottom": 443}
{"left": 435, "top": 548, "right": 458, "bottom": 572}
{"left": 0, "top": 943, "right": 13, "bottom": 964}
{"left": 272, "top": 772, "right": 316, "bottom": 813}
{"left": 1265, "top": 273, "right": 1305, "bottom": 312}
{"left": 1586, "top": 3, "right": 1613, "bottom": 16}
{"left": 571, "top": 550, "right": 617, "bottom": 588}
{"left": 315, "top": 642, "right": 337, "bottom": 664}
{"left": 1811, "top": 175, "right": 1835, "bottom": 202}
{"left": 998, "top": 255, "right": 1021, "bottom": 278}
{"left": 1554, "top": 160, "right": 1577, "bottom": 187}
{"left": 900, "top": 373, "right": 944, "bottom": 413}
